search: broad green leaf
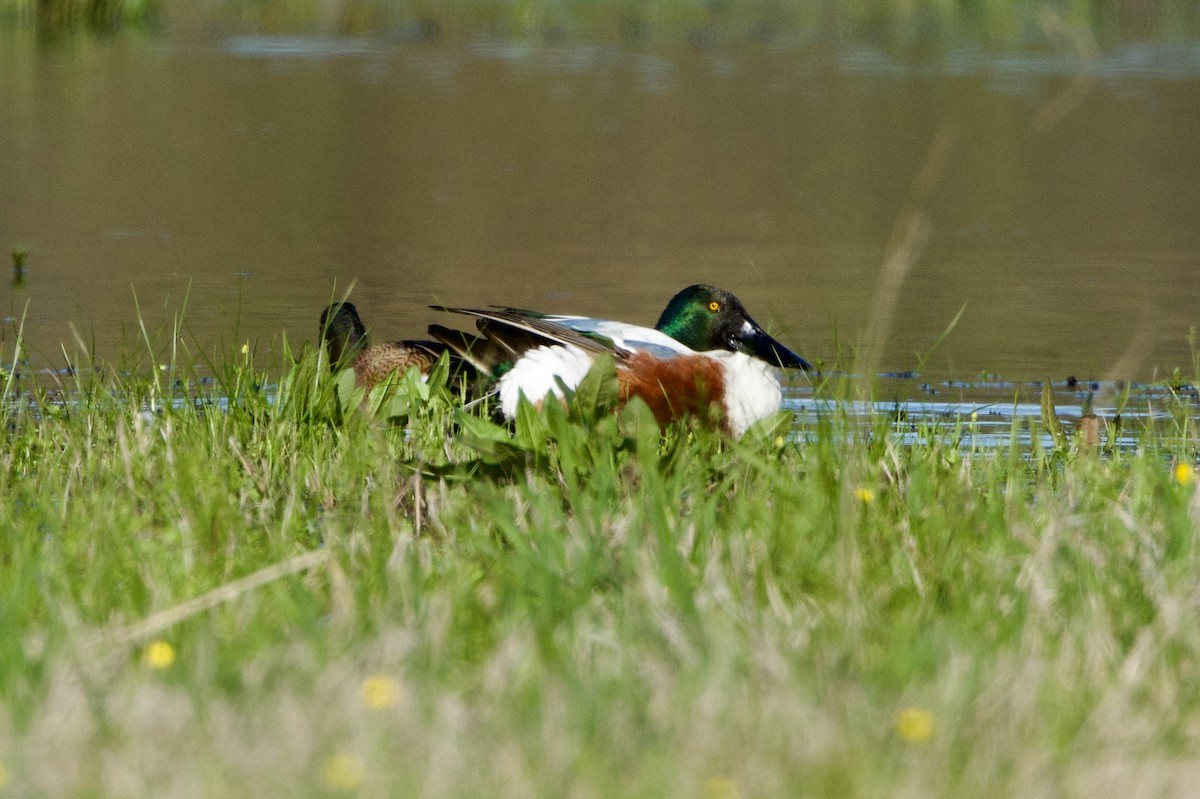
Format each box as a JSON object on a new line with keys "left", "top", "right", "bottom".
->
{"left": 513, "top": 394, "right": 550, "bottom": 452}
{"left": 569, "top": 354, "right": 620, "bottom": 423}
{"left": 335, "top": 368, "right": 363, "bottom": 415}
{"left": 455, "top": 408, "right": 529, "bottom": 466}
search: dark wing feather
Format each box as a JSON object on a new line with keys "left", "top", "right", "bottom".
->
{"left": 405, "top": 340, "right": 451, "bottom": 361}
{"left": 430, "top": 306, "right": 612, "bottom": 363}
{"left": 427, "top": 324, "right": 506, "bottom": 374}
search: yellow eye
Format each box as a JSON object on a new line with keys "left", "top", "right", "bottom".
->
{"left": 708, "top": 301, "right": 720, "bottom": 312}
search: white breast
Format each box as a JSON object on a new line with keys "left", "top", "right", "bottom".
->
{"left": 704, "top": 351, "right": 784, "bottom": 437}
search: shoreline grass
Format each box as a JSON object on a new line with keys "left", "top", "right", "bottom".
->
{"left": 0, "top": 338, "right": 1197, "bottom": 796}
{"left": 3, "top": 0, "right": 1199, "bottom": 49}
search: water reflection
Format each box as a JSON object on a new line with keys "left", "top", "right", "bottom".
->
{"left": 0, "top": 31, "right": 1198, "bottom": 388}
{"left": 222, "top": 35, "right": 372, "bottom": 58}
{"left": 787, "top": 375, "right": 1196, "bottom": 453}
{"left": 839, "top": 41, "right": 1200, "bottom": 82}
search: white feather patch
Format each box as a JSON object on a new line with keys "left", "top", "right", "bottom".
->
{"left": 704, "top": 351, "right": 783, "bottom": 437}
{"left": 498, "top": 344, "right": 594, "bottom": 419}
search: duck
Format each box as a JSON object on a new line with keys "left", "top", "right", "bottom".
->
{"left": 319, "top": 301, "right": 468, "bottom": 390}
{"left": 429, "top": 284, "right": 812, "bottom": 437}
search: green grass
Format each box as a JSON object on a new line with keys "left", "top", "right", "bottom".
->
{"left": 0, "top": 336, "right": 1198, "bottom": 797}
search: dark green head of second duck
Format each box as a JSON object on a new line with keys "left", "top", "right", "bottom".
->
{"left": 319, "top": 301, "right": 368, "bottom": 368}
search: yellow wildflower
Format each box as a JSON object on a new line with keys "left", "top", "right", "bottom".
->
{"left": 142, "top": 640, "right": 176, "bottom": 669}
{"left": 322, "top": 753, "right": 364, "bottom": 790}
{"left": 360, "top": 675, "right": 402, "bottom": 710}
{"left": 1175, "top": 463, "right": 1196, "bottom": 486}
{"left": 854, "top": 487, "right": 876, "bottom": 503}
{"left": 894, "top": 706, "right": 935, "bottom": 743}
{"left": 702, "top": 776, "right": 742, "bottom": 799}
{"left": 240, "top": 342, "right": 250, "bottom": 356}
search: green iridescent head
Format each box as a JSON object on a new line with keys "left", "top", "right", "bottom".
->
{"left": 654, "top": 285, "right": 811, "bottom": 370}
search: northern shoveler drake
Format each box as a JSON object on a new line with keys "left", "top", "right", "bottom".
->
{"left": 319, "top": 301, "right": 464, "bottom": 390}
{"left": 429, "top": 284, "right": 812, "bottom": 437}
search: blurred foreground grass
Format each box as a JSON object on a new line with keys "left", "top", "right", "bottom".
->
{"left": 0, "top": 334, "right": 1197, "bottom": 796}
{"left": 2, "top": 0, "right": 1198, "bottom": 47}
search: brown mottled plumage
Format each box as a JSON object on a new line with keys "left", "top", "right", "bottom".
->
{"left": 319, "top": 302, "right": 449, "bottom": 391}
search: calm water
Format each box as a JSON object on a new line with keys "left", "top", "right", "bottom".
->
{"left": 2, "top": 30, "right": 1199, "bottom": 407}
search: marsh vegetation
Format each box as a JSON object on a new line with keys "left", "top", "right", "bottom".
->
{"left": 2, "top": 0, "right": 1199, "bottom": 793}
{"left": 0, "top": 330, "right": 1197, "bottom": 796}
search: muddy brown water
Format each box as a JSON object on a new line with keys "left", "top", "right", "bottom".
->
{"left": 2, "top": 32, "right": 1199, "bottom": 417}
